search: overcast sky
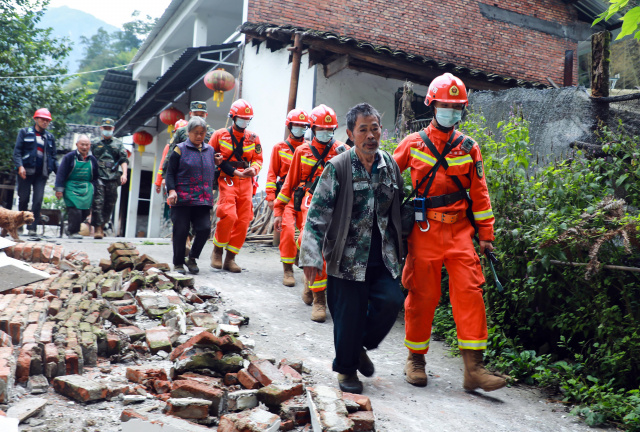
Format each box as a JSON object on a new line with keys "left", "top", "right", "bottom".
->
{"left": 48, "top": 0, "right": 172, "bottom": 28}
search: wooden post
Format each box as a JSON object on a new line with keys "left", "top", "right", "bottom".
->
{"left": 564, "top": 50, "right": 574, "bottom": 87}
{"left": 285, "top": 33, "right": 303, "bottom": 139}
{"left": 397, "top": 81, "right": 415, "bottom": 138}
{"left": 591, "top": 31, "right": 610, "bottom": 98}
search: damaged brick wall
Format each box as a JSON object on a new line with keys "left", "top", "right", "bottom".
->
{"left": 247, "top": 0, "right": 581, "bottom": 86}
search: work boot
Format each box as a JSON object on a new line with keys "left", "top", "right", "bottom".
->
{"left": 173, "top": 264, "right": 186, "bottom": 275}
{"left": 310, "top": 290, "right": 327, "bottom": 322}
{"left": 282, "top": 263, "right": 295, "bottom": 287}
{"left": 404, "top": 352, "right": 428, "bottom": 387}
{"left": 337, "top": 373, "right": 363, "bottom": 394}
{"left": 68, "top": 233, "right": 83, "bottom": 240}
{"left": 358, "top": 349, "right": 375, "bottom": 377}
{"left": 460, "top": 349, "right": 509, "bottom": 392}
{"left": 301, "top": 279, "right": 313, "bottom": 305}
{"left": 210, "top": 246, "right": 224, "bottom": 269}
{"left": 184, "top": 258, "right": 199, "bottom": 274}
{"left": 94, "top": 226, "right": 104, "bottom": 239}
{"left": 223, "top": 251, "right": 242, "bottom": 273}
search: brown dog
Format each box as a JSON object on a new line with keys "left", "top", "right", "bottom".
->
{"left": 0, "top": 207, "right": 35, "bottom": 241}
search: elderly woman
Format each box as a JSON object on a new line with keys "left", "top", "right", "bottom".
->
{"left": 165, "top": 116, "right": 244, "bottom": 274}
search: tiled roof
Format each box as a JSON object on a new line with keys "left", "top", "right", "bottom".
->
{"left": 240, "top": 22, "right": 549, "bottom": 90}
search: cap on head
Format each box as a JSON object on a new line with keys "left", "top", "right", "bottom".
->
{"left": 101, "top": 118, "right": 115, "bottom": 127}
{"left": 285, "top": 108, "right": 311, "bottom": 127}
{"left": 425, "top": 73, "right": 468, "bottom": 107}
{"left": 190, "top": 101, "right": 207, "bottom": 112}
{"left": 309, "top": 104, "right": 338, "bottom": 129}
{"left": 228, "top": 99, "right": 254, "bottom": 119}
{"left": 33, "top": 108, "right": 52, "bottom": 121}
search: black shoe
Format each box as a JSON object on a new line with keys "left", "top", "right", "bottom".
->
{"left": 337, "top": 373, "right": 363, "bottom": 394}
{"left": 358, "top": 349, "right": 375, "bottom": 377}
{"left": 185, "top": 258, "right": 199, "bottom": 274}
{"left": 174, "top": 265, "right": 186, "bottom": 275}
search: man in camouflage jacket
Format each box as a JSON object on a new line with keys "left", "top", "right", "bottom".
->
{"left": 299, "top": 103, "right": 404, "bottom": 394}
{"left": 91, "top": 118, "right": 128, "bottom": 239}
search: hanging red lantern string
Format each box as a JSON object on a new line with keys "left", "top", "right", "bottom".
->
{"left": 132, "top": 130, "right": 153, "bottom": 152}
{"left": 159, "top": 107, "right": 185, "bottom": 135}
{"left": 204, "top": 68, "right": 236, "bottom": 107}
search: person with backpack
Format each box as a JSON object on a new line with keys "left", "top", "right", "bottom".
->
{"left": 393, "top": 73, "right": 509, "bottom": 392}
{"left": 273, "top": 104, "right": 348, "bottom": 322}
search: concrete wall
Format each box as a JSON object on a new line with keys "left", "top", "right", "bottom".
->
{"left": 242, "top": 44, "right": 316, "bottom": 190}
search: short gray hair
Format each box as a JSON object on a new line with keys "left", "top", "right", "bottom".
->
{"left": 187, "top": 116, "right": 207, "bottom": 132}
{"left": 76, "top": 134, "right": 90, "bottom": 143}
{"left": 346, "top": 103, "right": 381, "bottom": 132}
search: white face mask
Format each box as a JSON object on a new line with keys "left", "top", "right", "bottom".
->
{"left": 290, "top": 126, "right": 307, "bottom": 138}
{"left": 435, "top": 108, "right": 463, "bottom": 128}
{"left": 315, "top": 129, "right": 334, "bottom": 143}
{"left": 235, "top": 118, "right": 251, "bottom": 129}
{"left": 102, "top": 129, "right": 114, "bottom": 138}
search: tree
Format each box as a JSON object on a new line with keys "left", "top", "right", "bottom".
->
{"left": 65, "top": 11, "right": 157, "bottom": 124}
{"left": 0, "top": 0, "right": 89, "bottom": 173}
{"left": 594, "top": 0, "right": 640, "bottom": 40}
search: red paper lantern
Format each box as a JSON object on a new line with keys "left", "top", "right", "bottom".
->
{"left": 204, "top": 69, "right": 236, "bottom": 107}
{"left": 132, "top": 130, "right": 153, "bottom": 152}
{"left": 159, "top": 107, "right": 185, "bottom": 134}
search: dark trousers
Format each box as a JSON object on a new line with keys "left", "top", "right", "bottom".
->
{"left": 326, "top": 265, "right": 404, "bottom": 374}
{"left": 170, "top": 205, "right": 211, "bottom": 266}
{"left": 67, "top": 207, "right": 90, "bottom": 235}
{"left": 17, "top": 174, "right": 47, "bottom": 230}
{"left": 91, "top": 179, "right": 119, "bottom": 227}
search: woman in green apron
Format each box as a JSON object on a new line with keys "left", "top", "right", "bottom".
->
{"left": 54, "top": 135, "right": 99, "bottom": 239}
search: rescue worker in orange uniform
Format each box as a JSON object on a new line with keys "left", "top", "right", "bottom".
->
{"left": 274, "top": 104, "right": 348, "bottom": 322}
{"left": 394, "top": 73, "right": 508, "bottom": 392}
{"left": 266, "top": 109, "right": 311, "bottom": 287}
{"left": 209, "top": 99, "right": 262, "bottom": 273}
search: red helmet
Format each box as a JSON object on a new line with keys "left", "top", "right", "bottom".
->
{"left": 33, "top": 108, "right": 52, "bottom": 121}
{"left": 174, "top": 119, "right": 188, "bottom": 129}
{"left": 228, "top": 99, "right": 254, "bottom": 119}
{"left": 285, "top": 108, "right": 311, "bottom": 127}
{"left": 309, "top": 104, "right": 338, "bottom": 129}
{"left": 425, "top": 73, "right": 468, "bottom": 106}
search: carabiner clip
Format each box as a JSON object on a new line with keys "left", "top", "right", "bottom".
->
{"left": 225, "top": 177, "right": 234, "bottom": 187}
{"left": 417, "top": 220, "right": 430, "bottom": 232}
{"left": 304, "top": 194, "right": 312, "bottom": 208}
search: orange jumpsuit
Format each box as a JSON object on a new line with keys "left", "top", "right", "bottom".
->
{"left": 154, "top": 144, "right": 171, "bottom": 188}
{"left": 274, "top": 138, "right": 348, "bottom": 291}
{"left": 266, "top": 135, "right": 306, "bottom": 265}
{"left": 393, "top": 123, "right": 495, "bottom": 354}
{"left": 209, "top": 127, "right": 263, "bottom": 254}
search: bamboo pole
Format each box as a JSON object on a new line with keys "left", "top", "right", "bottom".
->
{"left": 550, "top": 260, "right": 640, "bottom": 273}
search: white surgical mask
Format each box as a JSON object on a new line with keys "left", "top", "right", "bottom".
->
{"left": 290, "top": 126, "right": 306, "bottom": 138}
{"left": 435, "top": 108, "right": 463, "bottom": 128}
{"left": 102, "top": 130, "right": 114, "bottom": 138}
{"left": 235, "top": 118, "right": 251, "bottom": 129}
{"left": 315, "top": 130, "right": 334, "bottom": 143}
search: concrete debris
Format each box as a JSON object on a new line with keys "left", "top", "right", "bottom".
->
{"left": 0, "top": 241, "right": 378, "bottom": 432}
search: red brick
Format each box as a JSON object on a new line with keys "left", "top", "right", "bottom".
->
{"left": 171, "top": 380, "right": 226, "bottom": 415}
{"left": 120, "top": 408, "right": 148, "bottom": 422}
{"left": 31, "top": 245, "right": 43, "bottom": 263}
{"left": 65, "top": 349, "right": 80, "bottom": 375}
{"left": 153, "top": 380, "right": 172, "bottom": 394}
{"left": 349, "top": 410, "right": 375, "bottom": 431}
{"left": 126, "top": 366, "right": 168, "bottom": 384}
{"left": 342, "top": 392, "right": 372, "bottom": 411}
{"left": 248, "top": 359, "right": 286, "bottom": 386}
{"left": 0, "top": 330, "right": 11, "bottom": 348}
{"left": 279, "top": 364, "right": 303, "bottom": 382}
{"left": 42, "top": 244, "right": 54, "bottom": 262}
{"left": 224, "top": 373, "right": 239, "bottom": 386}
{"left": 163, "top": 398, "right": 211, "bottom": 419}
{"left": 52, "top": 246, "right": 64, "bottom": 265}
{"left": 117, "top": 304, "right": 138, "bottom": 316}
{"left": 169, "top": 331, "right": 224, "bottom": 361}
{"left": 237, "top": 368, "right": 261, "bottom": 390}
{"left": 257, "top": 383, "right": 304, "bottom": 409}
{"left": 53, "top": 375, "right": 108, "bottom": 402}
{"left": 22, "top": 243, "right": 35, "bottom": 261}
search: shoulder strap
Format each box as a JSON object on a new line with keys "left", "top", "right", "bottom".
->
{"left": 227, "top": 127, "right": 246, "bottom": 162}
{"left": 284, "top": 139, "right": 295, "bottom": 154}
{"left": 304, "top": 140, "right": 334, "bottom": 183}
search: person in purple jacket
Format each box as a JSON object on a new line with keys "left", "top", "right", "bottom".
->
{"left": 165, "top": 117, "right": 249, "bottom": 274}
{"left": 54, "top": 135, "right": 99, "bottom": 239}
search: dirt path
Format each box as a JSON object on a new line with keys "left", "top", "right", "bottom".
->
{"left": 57, "top": 237, "right": 604, "bottom": 432}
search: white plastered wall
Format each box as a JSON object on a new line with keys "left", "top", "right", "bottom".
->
{"left": 241, "top": 44, "right": 316, "bottom": 191}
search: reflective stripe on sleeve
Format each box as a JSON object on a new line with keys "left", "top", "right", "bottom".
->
{"left": 277, "top": 193, "right": 291, "bottom": 204}
{"left": 473, "top": 209, "right": 494, "bottom": 221}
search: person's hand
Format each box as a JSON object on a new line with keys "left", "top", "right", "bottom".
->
{"left": 155, "top": 184, "right": 161, "bottom": 194}
{"left": 168, "top": 190, "right": 178, "bottom": 206}
{"left": 243, "top": 167, "right": 256, "bottom": 177}
{"left": 303, "top": 266, "right": 320, "bottom": 283}
{"left": 214, "top": 154, "right": 223, "bottom": 166}
{"left": 55, "top": 191, "right": 63, "bottom": 199}
{"left": 234, "top": 169, "right": 247, "bottom": 178}
{"left": 120, "top": 173, "right": 127, "bottom": 185}
{"left": 274, "top": 216, "right": 282, "bottom": 231}
{"left": 267, "top": 200, "right": 274, "bottom": 210}
{"left": 18, "top": 166, "right": 26, "bottom": 180}
{"left": 479, "top": 240, "right": 494, "bottom": 255}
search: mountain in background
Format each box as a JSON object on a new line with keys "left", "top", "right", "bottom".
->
{"left": 37, "top": 6, "right": 119, "bottom": 73}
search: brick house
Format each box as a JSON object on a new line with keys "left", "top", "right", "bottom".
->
{"left": 92, "top": 0, "right": 612, "bottom": 237}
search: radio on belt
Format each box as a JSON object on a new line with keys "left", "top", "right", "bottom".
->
{"left": 413, "top": 197, "right": 427, "bottom": 221}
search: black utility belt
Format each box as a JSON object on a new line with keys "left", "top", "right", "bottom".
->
{"left": 228, "top": 160, "right": 250, "bottom": 168}
{"left": 419, "top": 190, "right": 467, "bottom": 209}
